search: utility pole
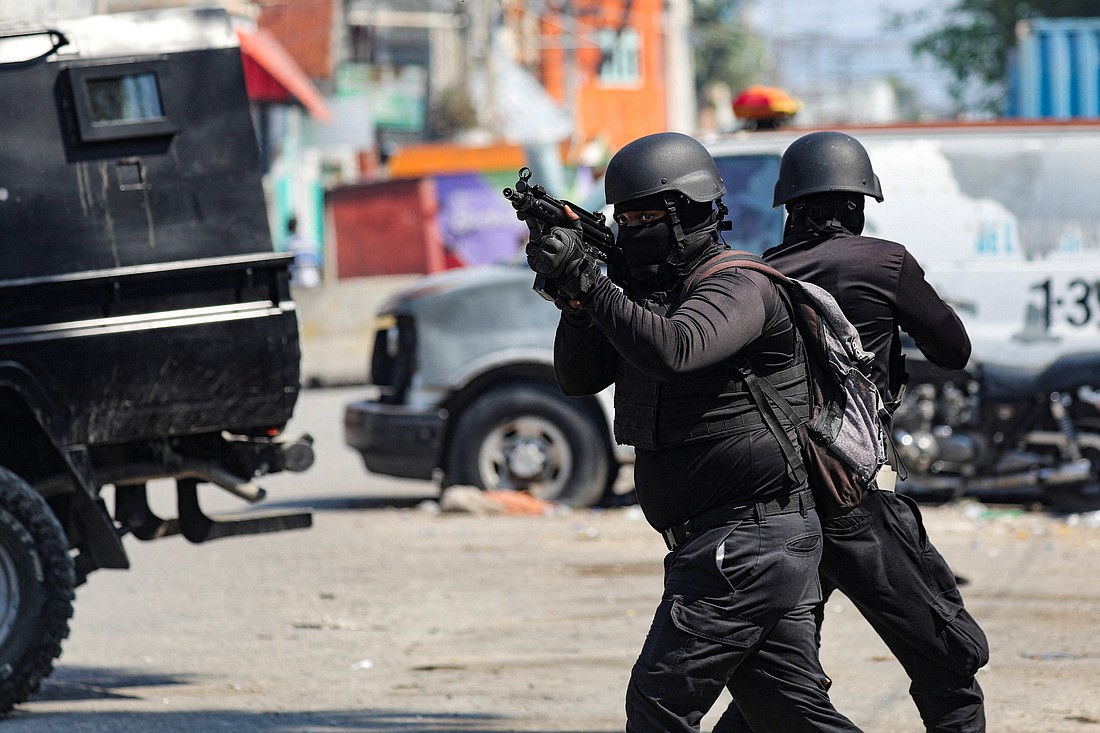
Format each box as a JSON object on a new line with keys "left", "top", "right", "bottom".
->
{"left": 664, "top": 0, "right": 697, "bottom": 133}
{"left": 472, "top": 0, "right": 498, "bottom": 135}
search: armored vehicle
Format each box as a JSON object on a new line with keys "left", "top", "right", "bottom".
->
{"left": 0, "top": 8, "right": 313, "bottom": 710}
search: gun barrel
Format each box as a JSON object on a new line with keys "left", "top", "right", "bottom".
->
{"left": 502, "top": 170, "right": 614, "bottom": 259}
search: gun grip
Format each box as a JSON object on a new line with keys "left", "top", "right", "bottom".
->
{"left": 532, "top": 274, "right": 557, "bottom": 302}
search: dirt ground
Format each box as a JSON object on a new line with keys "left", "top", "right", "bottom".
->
{"left": 3, "top": 499, "right": 1097, "bottom": 732}
{"left": 3, "top": 387, "right": 1098, "bottom": 732}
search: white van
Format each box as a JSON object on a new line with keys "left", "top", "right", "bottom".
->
{"left": 703, "top": 122, "right": 1100, "bottom": 367}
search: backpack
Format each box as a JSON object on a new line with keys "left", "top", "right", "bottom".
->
{"left": 686, "top": 251, "right": 890, "bottom": 519}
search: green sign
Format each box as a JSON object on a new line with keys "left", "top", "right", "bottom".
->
{"left": 337, "top": 63, "right": 425, "bottom": 131}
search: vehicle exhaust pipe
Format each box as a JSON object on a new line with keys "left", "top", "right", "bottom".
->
{"left": 99, "top": 433, "right": 315, "bottom": 504}
{"left": 963, "top": 459, "right": 1093, "bottom": 492}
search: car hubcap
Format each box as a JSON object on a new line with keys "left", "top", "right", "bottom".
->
{"left": 479, "top": 416, "right": 572, "bottom": 499}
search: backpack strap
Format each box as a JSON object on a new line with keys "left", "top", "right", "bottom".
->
{"left": 682, "top": 250, "right": 814, "bottom": 484}
{"left": 685, "top": 250, "right": 811, "bottom": 486}
{"left": 683, "top": 251, "right": 792, "bottom": 292}
{"left": 737, "top": 357, "right": 809, "bottom": 487}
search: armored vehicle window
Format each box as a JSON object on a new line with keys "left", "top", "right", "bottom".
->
{"left": 87, "top": 72, "right": 163, "bottom": 122}
{"left": 69, "top": 62, "right": 177, "bottom": 142}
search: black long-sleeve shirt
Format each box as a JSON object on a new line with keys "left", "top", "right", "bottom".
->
{"left": 555, "top": 267, "right": 805, "bottom": 530}
{"left": 763, "top": 233, "right": 971, "bottom": 404}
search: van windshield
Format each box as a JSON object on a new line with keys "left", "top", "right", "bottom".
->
{"left": 578, "top": 154, "right": 784, "bottom": 257}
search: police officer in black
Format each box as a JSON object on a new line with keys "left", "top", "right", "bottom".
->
{"left": 525, "top": 131, "right": 862, "bottom": 733}
{"left": 715, "top": 131, "right": 990, "bottom": 733}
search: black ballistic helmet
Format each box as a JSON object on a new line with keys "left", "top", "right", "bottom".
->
{"left": 773, "top": 131, "right": 883, "bottom": 207}
{"left": 605, "top": 132, "right": 726, "bottom": 206}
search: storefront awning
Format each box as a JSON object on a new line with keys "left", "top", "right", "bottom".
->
{"left": 236, "top": 26, "right": 332, "bottom": 123}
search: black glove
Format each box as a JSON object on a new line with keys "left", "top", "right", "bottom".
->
{"left": 525, "top": 225, "right": 598, "bottom": 299}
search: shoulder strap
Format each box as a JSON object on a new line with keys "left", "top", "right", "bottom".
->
{"left": 737, "top": 358, "right": 808, "bottom": 486}
{"left": 684, "top": 250, "right": 792, "bottom": 292}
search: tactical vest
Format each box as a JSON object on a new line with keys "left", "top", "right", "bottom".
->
{"left": 613, "top": 282, "right": 809, "bottom": 452}
{"left": 614, "top": 359, "right": 807, "bottom": 450}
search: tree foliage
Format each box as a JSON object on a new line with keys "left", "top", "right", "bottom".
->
{"left": 690, "top": 0, "right": 767, "bottom": 100}
{"left": 907, "top": 0, "right": 1100, "bottom": 113}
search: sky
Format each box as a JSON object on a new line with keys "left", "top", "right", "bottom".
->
{"left": 743, "top": 0, "right": 958, "bottom": 117}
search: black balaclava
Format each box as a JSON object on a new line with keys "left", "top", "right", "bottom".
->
{"left": 615, "top": 194, "right": 723, "bottom": 294}
{"left": 784, "top": 192, "right": 865, "bottom": 242}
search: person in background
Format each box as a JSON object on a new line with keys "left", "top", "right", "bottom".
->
{"left": 715, "top": 130, "right": 989, "bottom": 733}
{"left": 286, "top": 215, "right": 321, "bottom": 288}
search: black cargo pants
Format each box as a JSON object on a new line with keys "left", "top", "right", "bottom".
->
{"left": 626, "top": 505, "right": 862, "bottom": 733}
{"left": 714, "top": 489, "right": 989, "bottom": 733}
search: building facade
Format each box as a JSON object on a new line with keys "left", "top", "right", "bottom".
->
{"left": 505, "top": 0, "right": 691, "bottom": 153}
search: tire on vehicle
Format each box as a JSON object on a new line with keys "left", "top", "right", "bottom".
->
{"left": 447, "top": 383, "right": 611, "bottom": 507}
{"left": 0, "top": 467, "right": 75, "bottom": 712}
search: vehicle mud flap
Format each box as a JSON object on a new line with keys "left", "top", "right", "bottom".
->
{"left": 176, "top": 478, "right": 312, "bottom": 543}
{"left": 66, "top": 447, "right": 130, "bottom": 572}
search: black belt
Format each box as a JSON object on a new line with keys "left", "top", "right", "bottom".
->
{"left": 660, "top": 489, "right": 814, "bottom": 551}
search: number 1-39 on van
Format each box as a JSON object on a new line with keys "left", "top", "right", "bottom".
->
{"left": 1030, "top": 279, "right": 1100, "bottom": 330}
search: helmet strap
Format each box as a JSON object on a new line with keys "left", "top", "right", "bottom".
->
{"left": 716, "top": 198, "right": 732, "bottom": 231}
{"left": 663, "top": 195, "right": 688, "bottom": 260}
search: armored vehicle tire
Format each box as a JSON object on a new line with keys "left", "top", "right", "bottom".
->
{"left": 0, "top": 468, "right": 75, "bottom": 712}
{"left": 447, "top": 383, "right": 610, "bottom": 508}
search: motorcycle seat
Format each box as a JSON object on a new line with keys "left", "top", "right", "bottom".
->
{"left": 981, "top": 353, "right": 1100, "bottom": 402}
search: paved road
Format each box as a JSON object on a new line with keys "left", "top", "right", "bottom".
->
{"left": 5, "top": 387, "right": 1099, "bottom": 731}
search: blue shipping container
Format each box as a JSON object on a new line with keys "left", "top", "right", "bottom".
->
{"left": 1010, "top": 18, "right": 1100, "bottom": 118}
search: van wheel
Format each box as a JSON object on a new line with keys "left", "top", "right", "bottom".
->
{"left": 447, "top": 384, "right": 609, "bottom": 507}
{"left": 0, "top": 468, "right": 75, "bottom": 712}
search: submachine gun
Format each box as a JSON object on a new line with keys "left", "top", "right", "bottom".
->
{"left": 503, "top": 167, "right": 616, "bottom": 302}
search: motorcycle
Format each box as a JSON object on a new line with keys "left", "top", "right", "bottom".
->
{"left": 891, "top": 351, "right": 1100, "bottom": 511}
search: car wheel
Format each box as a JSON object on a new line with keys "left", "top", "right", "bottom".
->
{"left": 0, "top": 467, "right": 75, "bottom": 712}
{"left": 447, "top": 383, "right": 610, "bottom": 507}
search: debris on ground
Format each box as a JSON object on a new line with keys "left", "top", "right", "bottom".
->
{"left": 438, "top": 486, "right": 556, "bottom": 516}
